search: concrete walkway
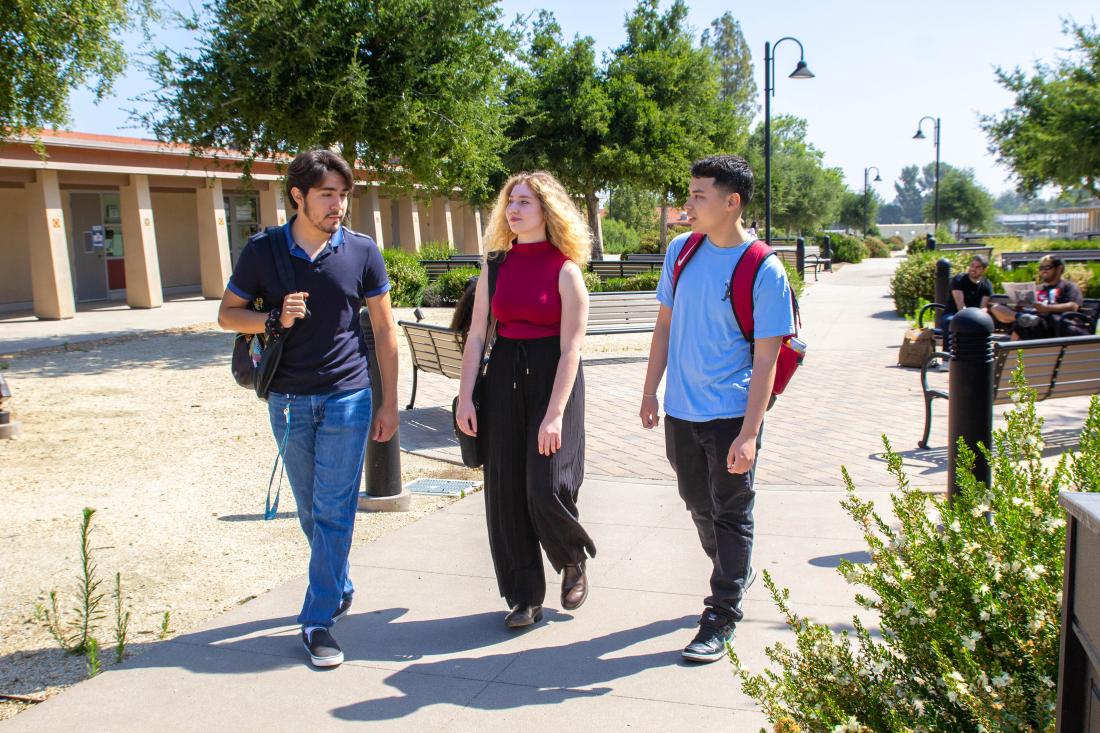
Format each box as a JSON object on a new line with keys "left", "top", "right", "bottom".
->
{"left": 5, "top": 256, "right": 1091, "bottom": 730}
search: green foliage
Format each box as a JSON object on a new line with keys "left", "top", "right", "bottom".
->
{"left": 926, "top": 169, "right": 995, "bottom": 235}
{"left": 982, "top": 21, "right": 1100, "bottom": 196}
{"left": 700, "top": 11, "right": 757, "bottom": 120}
{"left": 608, "top": 185, "right": 660, "bottom": 234}
{"left": 114, "top": 572, "right": 130, "bottom": 664}
{"left": 85, "top": 637, "right": 101, "bottom": 678}
{"left": 732, "top": 368, "right": 1100, "bottom": 732}
{"left": 830, "top": 234, "right": 868, "bottom": 264}
{"left": 892, "top": 165, "right": 926, "bottom": 224}
{"left": 890, "top": 251, "right": 962, "bottom": 316}
{"left": 838, "top": 190, "right": 883, "bottom": 235}
{"left": 159, "top": 611, "right": 172, "bottom": 639}
{"left": 582, "top": 270, "right": 602, "bottom": 294}
{"left": 864, "top": 237, "right": 891, "bottom": 258}
{"left": 1001, "top": 262, "right": 1100, "bottom": 298}
{"left": 782, "top": 260, "right": 805, "bottom": 299}
{"left": 903, "top": 297, "right": 934, "bottom": 329}
{"left": 421, "top": 266, "right": 480, "bottom": 307}
{"left": 743, "top": 116, "right": 846, "bottom": 233}
{"left": 382, "top": 250, "right": 428, "bottom": 307}
{"left": 0, "top": 0, "right": 143, "bottom": 139}
{"left": 888, "top": 235, "right": 906, "bottom": 251}
{"left": 600, "top": 271, "right": 662, "bottom": 292}
{"left": 142, "top": 0, "right": 512, "bottom": 200}
{"left": 601, "top": 218, "right": 643, "bottom": 254}
{"left": 33, "top": 508, "right": 106, "bottom": 656}
{"left": 417, "top": 241, "right": 455, "bottom": 261}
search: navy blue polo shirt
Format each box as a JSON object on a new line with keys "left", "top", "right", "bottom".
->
{"left": 227, "top": 217, "right": 390, "bottom": 396}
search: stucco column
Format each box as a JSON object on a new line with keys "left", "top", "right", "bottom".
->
{"left": 119, "top": 174, "right": 163, "bottom": 308}
{"left": 25, "top": 170, "right": 75, "bottom": 319}
{"left": 196, "top": 178, "right": 231, "bottom": 299}
{"left": 430, "top": 197, "right": 455, "bottom": 249}
{"left": 396, "top": 196, "right": 422, "bottom": 252}
{"left": 356, "top": 186, "right": 385, "bottom": 247}
{"left": 258, "top": 183, "right": 287, "bottom": 229}
{"left": 460, "top": 205, "right": 483, "bottom": 254}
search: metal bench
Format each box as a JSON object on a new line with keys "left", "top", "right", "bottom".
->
{"left": 398, "top": 290, "right": 659, "bottom": 408}
{"left": 935, "top": 245, "right": 994, "bottom": 261}
{"left": 1000, "top": 249, "right": 1100, "bottom": 270}
{"left": 773, "top": 248, "right": 829, "bottom": 281}
{"left": 419, "top": 259, "right": 482, "bottom": 282}
{"left": 918, "top": 333, "right": 1100, "bottom": 449}
{"left": 919, "top": 297, "right": 1098, "bottom": 351}
{"left": 588, "top": 260, "right": 661, "bottom": 281}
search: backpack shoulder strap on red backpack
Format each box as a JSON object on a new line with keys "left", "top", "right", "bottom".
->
{"left": 670, "top": 232, "right": 707, "bottom": 293}
{"left": 729, "top": 239, "right": 777, "bottom": 342}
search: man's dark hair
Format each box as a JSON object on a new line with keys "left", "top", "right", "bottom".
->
{"left": 285, "top": 149, "right": 355, "bottom": 210}
{"left": 691, "top": 155, "right": 755, "bottom": 209}
{"left": 970, "top": 254, "right": 989, "bottom": 268}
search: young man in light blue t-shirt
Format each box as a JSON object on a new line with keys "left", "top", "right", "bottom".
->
{"left": 639, "top": 155, "right": 795, "bottom": 663}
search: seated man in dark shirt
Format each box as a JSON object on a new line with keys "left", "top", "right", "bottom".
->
{"left": 990, "top": 254, "right": 1083, "bottom": 340}
{"left": 941, "top": 255, "right": 993, "bottom": 349}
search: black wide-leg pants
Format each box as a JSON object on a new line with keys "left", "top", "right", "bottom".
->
{"left": 481, "top": 335, "right": 595, "bottom": 608}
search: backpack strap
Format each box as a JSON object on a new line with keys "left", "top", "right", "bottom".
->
{"left": 730, "top": 240, "right": 773, "bottom": 342}
{"left": 263, "top": 225, "right": 297, "bottom": 294}
{"left": 671, "top": 232, "right": 707, "bottom": 293}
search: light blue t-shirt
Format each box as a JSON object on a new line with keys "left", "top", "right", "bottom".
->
{"left": 656, "top": 233, "right": 796, "bottom": 421}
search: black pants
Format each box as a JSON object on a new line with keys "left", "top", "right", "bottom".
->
{"left": 665, "top": 415, "right": 761, "bottom": 621}
{"left": 481, "top": 336, "right": 595, "bottom": 607}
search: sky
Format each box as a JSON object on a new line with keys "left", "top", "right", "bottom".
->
{"left": 66, "top": 0, "right": 1097, "bottom": 201}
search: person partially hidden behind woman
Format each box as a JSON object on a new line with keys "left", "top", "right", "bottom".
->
{"left": 455, "top": 171, "right": 596, "bottom": 629}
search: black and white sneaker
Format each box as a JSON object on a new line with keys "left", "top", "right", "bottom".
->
{"left": 682, "top": 608, "right": 736, "bottom": 663}
{"left": 302, "top": 626, "right": 343, "bottom": 667}
{"left": 332, "top": 595, "right": 353, "bottom": 624}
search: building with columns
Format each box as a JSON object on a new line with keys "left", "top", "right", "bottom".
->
{"left": 0, "top": 131, "right": 485, "bottom": 319}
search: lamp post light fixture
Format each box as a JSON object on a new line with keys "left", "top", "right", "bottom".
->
{"left": 863, "top": 166, "right": 881, "bottom": 237}
{"left": 913, "top": 116, "right": 941, "bottom": 232}
{"left": 764, "top": 37, "right": 814, "bottom": 246}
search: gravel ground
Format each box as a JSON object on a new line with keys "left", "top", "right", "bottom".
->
{"left": 0, "top": 315, "right": 488, "bottom": 720}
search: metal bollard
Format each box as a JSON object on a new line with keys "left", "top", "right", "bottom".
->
{"left": 947, "top": 307, "right": 995, "bottom": 501}
{"left": 821, "top": 235, "right": 832, "bottom": 272}
{"left": 926, "top": 233, "right": 936, "bottom": 251}
{"left": 934, "top": 258, "right": 951, "bottom": 331}
{"left": 358, "top": 308, "right": 411, "bottom": 512}
{"left": 0, "top": 372, "right": 21, "bottom": 439}
{"left": 795, "top": 237, "right": 806, "bottom": 280}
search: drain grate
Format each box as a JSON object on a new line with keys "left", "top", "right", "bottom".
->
{"left": 404, "top": 478, "right": 482, "bottom": 496}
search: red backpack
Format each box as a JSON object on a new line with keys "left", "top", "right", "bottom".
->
{"left": 671, "top": 232, "right": 804, "bottom": 397}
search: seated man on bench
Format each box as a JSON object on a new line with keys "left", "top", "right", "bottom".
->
{"left": 942, "top": 255, "right": 993, "bottom": 348}
{"left": 991, "top": 255, "right": 1084, "bottom": 340}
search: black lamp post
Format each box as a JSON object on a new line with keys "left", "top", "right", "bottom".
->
{"left": 913, "top": 116, "right": 941, "bottom": 232}
{"left": 863, "top": 166, "right": 881, "bottom": 237}
{"left": 764, "top": 37, "right": 814, "bottom": 246}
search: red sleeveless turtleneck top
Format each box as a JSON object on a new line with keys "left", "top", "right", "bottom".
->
{"left": 491, "top": 241, "right": 569, "bottom": 339}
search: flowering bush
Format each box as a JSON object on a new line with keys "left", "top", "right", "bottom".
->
{"left": 732, "top": 365, "right": 1100, "bottom": 733}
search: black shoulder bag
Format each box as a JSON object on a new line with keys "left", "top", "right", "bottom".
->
{"left": 229, "top": 226, "right": 306, "bottom": 400}
{"left": 451, "top": 255, "right": 501, "bottom": 468}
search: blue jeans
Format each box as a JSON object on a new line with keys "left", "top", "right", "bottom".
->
{"left": 268, "top": 388, "right": 372, "bottom": 627}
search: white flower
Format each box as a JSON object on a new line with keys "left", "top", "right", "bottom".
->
{"left": 979, "top": 583, "right": 990, "bottom": 594}
{"left": 992, "top": 672, "right": 1011, "bottom": 688}
{"left": 962, "top": 631, "right": 981, "bottom": 651}
{"left": 929, "top": 589, "right": 939, "bottom": 602}
{"left": 1042, "top": 676, "right": 1055, "bottom": 688}
{"left": 913, "top": 698, "right": 926, "bottom": 714}
{"left": 1011, "top": 496, "right": 1025, "bottom": 506}
{"left": 980, "top": 610, "right": 991, "bottom": 622}
{"left": 949, "top": 520, "right": 962, "bottom": 532}
{"left": 1023, "top": 566, "right": 1041, "bottom": 582}
{"left": 972, "top": 504, "right": 990, "bottom": 517}
{"left": 947, "top": 691, "right": 959, "bottom": 703}
{"left": 927, "top": 607, "right": 937, "bottom": 619}
{"left": 832, "top": 717, "right": 863, "bottom": 733}
{"left": 947, "top": 671, "right": 966, "bottom": 683}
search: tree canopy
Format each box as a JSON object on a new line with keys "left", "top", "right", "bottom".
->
{"left": 924, "top": 167, "right": 995, "bottom": 235}
{"left": 1, "top": 0, "right": 141, "bottom": 140}
{"left": 700, "top": 12, "right": 757, "bottom": 122}
{"left": 141, "top": 0, "right": 513, "bottom": 200}
{"left": 982, "top": 21, "right": 1100, "bottom": 195}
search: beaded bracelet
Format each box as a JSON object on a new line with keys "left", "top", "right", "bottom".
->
{"left": 265, "top": 308, "right": 284, "bottom": 339}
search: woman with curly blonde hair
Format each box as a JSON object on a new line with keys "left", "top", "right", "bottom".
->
{"left": 456, "top": 171, "right": 596, "bottom": 629}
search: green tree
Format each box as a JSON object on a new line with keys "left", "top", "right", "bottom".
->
{"left": 141, "top": 0, "right": 512, "bottom": 201}
{"left": 609, "top": 0, "right": 747, "bottom": 249}
{"left": 1, "top": 0, "right": 144, "bottom": 140}
{"left": 982, "top": 21, "right": 1100, "bottom": 195}
{"left": 838, "top": 189, "right": 882, "bottom": 235}
{"left": 925, "top": 167, "right": 995, "bottom": 236}
{"left": 700, "top": 12, "right": 757, "bottom": 121}
{"left": 608, "top": 185, "right": 659, "bottom": 233}
{"left": 744, "top": 115, "right": 844, "bottom": 235}
{"left": 892, "top": 165, "right": 925, "bottom": 223}
{"left": 504, "top": 11, "right": 615, "bottom": 257}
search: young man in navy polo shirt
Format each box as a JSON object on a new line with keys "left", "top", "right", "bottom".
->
{"left": 639, "top": 155, "right": 794, "bottom": 663}
{"left": 218, "top": 149, "right": 398, "bottom": 667}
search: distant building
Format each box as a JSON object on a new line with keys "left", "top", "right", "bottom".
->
{"left": 2, "top": 131, "right": 485, "bottom": 319}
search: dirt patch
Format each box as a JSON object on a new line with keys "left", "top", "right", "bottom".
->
{"left": 0, "top": 325, "right": 482, "bottom": 720}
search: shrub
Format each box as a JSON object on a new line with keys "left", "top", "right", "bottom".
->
{"left": 421, "top": 266, "right": 479, "bottom": 307}
{"left": 888, "top": 235, "right": 906, "bottom": 251}
{"left": 582, "top": 270, "right": 602, "bottom": 293}
{"left": 732, "top": 370, "right": 1100, "bottom": 733}
{"left": 417, "top": 241, "right": 454, "bottom": 260}
{"left": 831, "top": 234, "right": 868, "bottom": 264}
{"left": 601, "top": 271, "right": 661, "bottom": 292}
{"left": 889, "top": 251, "right": 968, "bottom": 316}
{"left": 382, "top": 249, "right": 428, "bottom": 307}
{"left": 782, "top": 260, "right": 805, "bottom": 299}
{"left": 999, "top": 262, "right": 1100, "bottom": 298}
{"left": 601, "top": 218, "right": 642, "bottom": 254}
{"left": 864, "top": 236, "right": 891, "bottom": 258}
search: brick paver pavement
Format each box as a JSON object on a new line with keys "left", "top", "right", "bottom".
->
{"left": 398, "top": 256, "right": 1090, "bottom": 491}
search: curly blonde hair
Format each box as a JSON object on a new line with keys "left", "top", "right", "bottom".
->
{"left": 483, "top": 171, "right": 592, "bottom": 266}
